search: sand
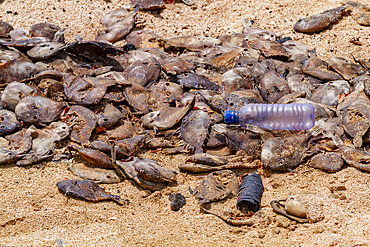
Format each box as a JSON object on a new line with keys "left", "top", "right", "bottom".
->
{"left": 1, "top": 0, "right": 370, "bottom": 246}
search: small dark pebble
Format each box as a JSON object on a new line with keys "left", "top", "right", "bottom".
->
{"left": 169, "top": 193, "right": 186, "bottom": 211}
{"left": 277, "top": 37, "right": 292, "bottom": 44}
{"left": 123, "top": 44, "right": 136, "bottom": 52}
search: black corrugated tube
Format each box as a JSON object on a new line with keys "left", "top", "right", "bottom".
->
{"left": 237, "top": 172, "right": 264, "bottom": 213}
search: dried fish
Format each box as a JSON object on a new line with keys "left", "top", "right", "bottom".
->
{"left": 165, "top": 35, "right": 221, "bottom": 51}
{"left": 177, "top": 73, "right": 219, "bottom": 91}
{"left": 1, "top": 82, "right": 34, "bottom": 111}
{"left": 62, "top": 105, "right": 97, "bottom": 146}
{"left": 68, "top": 162, "right": 121, "bottom": 183}
{"left": 261, "top": 133, "right": 312, "bottom": 171}
{"left": 30, "top": 23, "right": 61, "bottom": 41}
{"left": 190, "top": 170, "right": 239, "bottom": 204}
{"left": 67, "top": 144, "right": 112, "bottom": 169}
{"left": 97, "top": 104, "right": 122, "bottom": 128}
{"left": 96, "top": 7, "right": 139, "bottom": 43}
{"left": 260, "top": 70, "right": 290, "bottom": 103}
{"left": 181, "top": 110, "right": 211, "bottom": 153}
{"left": 126, "top": 57, "right": 161, "bottom": 87}
{"left": 116, "top": 159, "right": 167, "bottom": 191}
{"left": 0, "top": 58, "right": 38, "bottom": 84}
{"left": 327, "top": 57, "right": 364, "bottom": 80}
{"left": 57, "top": 179, "right": 125, "bottom": 204}
{"left": 15, "top": 96, "right": 65, "bottom": 125}
{"left": 141, "top": 96, "right": 195, "bottom": 130}
{"left": 309, "top": 152, "right": 344, "bottom": 172}
{"left": 0, "top": 21, "right": 13, "bottom": 37}
{"left": 0, "top": 110, "right": 20, "bottom": 136}
{"left": 293, "top": 7, "right": 347, "bottom": 33}
{"left": 187, "top": 153, "right": 228, "bottom": 166}
{"left": 27, "top": 42, "right": 65, "bottom": 60}
{"left": 133, "top": 157, "right": 177, "bottom": 182}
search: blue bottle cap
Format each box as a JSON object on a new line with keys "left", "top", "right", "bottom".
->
{"left": 224, "top": 111, "right": 238, "bottom": 124}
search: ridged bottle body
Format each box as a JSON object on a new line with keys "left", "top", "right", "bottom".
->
{"left": 225, "top": 103, "right": 315, "bottom": 130}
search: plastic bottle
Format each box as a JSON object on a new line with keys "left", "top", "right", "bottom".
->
{"left": 224, "top": 103, "right": 315, "bottom": 130}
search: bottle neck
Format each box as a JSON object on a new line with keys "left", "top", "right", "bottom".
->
{"left": 224, "top": 110, "right": 239, "bottom": 124}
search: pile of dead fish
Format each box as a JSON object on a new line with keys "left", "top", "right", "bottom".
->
{"left": 0, "top": 1, "right": 370, "bottom": 222}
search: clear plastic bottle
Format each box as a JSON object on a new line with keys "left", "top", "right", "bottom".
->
{"left": 224, "top": 103, "right": 315, "bottom": 130}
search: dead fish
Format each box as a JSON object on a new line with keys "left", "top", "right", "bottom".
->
{"left": 133, "top": 157, "right": 177, "bottom": 182}
{"left": 37, "top": 78, "right": 65, "bottom": 101}
{"left": 187, "top": 153, "right": 228, "bottom": 166}
{"left": 63, "top": 74, "right": 107, "bottom": 105}
{"left": 332, "top": 135, "right": 370, "bottom": 172}
{"left": 165, "top": 35, "right": 221, "bottom": 51}
{"left": 180, "top": 109, "right": 211, "bottom": 153}
{"left": 201, "top": 207, "right": 254, "bottom": 226}
{"left": 0, "top": 147, "right": 19, "bottom": 164}
{"left": 341, "top": 102, "right": 370, "bottom": 147}
{"left": 16, "top": 123, "right": 70, "bottom": 166}
{"left": 0, "top": 48, "right": 21, "bottom": 63}
{"left": 1, "top": 82, "right": 34, "bottom": 111}
{"left": 30, "top": 23, "right": 61, "bottom": 41}
{"left": 260, "top": 70, "right": 290, "bottom": 103}
{"left": 0, "top": 58, "right": 38, "bottom": 84}
{"left": 123, "top": 82, "right": 150, "bottom": 114}
{"left": 97, "top": 104, "right": 122, "bottom": 128}
{"left": 6, "top": 128, "right": 33, "bottom": 156}
{"left": 293, "top": 7, "right": 347, "bottom": 33}
{"left": 67, "top": 144, "right": 112, "bottom": 169}
{"left": 0, "top": 110, "right": 20, "bottom": 135}
{"left": 310, "top": 80, "right": 350, "bottom": 107}
{"left": 144, "top": 137, "right": 174, "bottom": 149}
{"left": 126, "top": 57, "right": 161, "bottom": 87}
{"left": 16, "top": 136, "right": 55, "bottom": 166}
{"left": 159, "top": 56, "right": 196, "bottom": 75}
{"left": 190, "top": 170, "right": 239, "bottom": 204}
{"left": 309, "top": 152, "right": 344, "bottom": 172}
{"left": 286, "top": 74, "right": 316, "bottom": 98}
{"left": 0, "top": 21, "right": 13, "bottom": 37}
{"left": 131, "top": 0, "right": 164, "bottom": 10}
{"left": 114, "top": 135, "right": 145, "bottom": 156}
{"left": 65, "top": 41, "right": 124, "bottom": 71}
{"left": 141, "top": 96, "right": 195, "bottom": 130}
{"left": 148, "top": 80, "right": 183, "bottom": 110}
{"left": 177, "top": 73, "right": 220, "bottom": 91}
{"left": 261, "top": 133, "right": 312, "bottom": 171}
{"left": 116, "top": 159, "right": 167, "bottom": 191}
{"left": 27, "top": 42, "right": 65, "bottom": 60}
{"left": 303, "top": 55, "right": 342, "bottom": 81}
{"left": 203, "top": 47, "right": 244, "bottom": 72}
{"left": 214, "top": 125, "right": 261, "bottom": 158}
{"left": 327, "top": 57, "right": 364, "bottom": 81}
{"left": 96, "top": 7, "right": 139, "bottom": 43}
{"left": 15, "top": 96, "right": 65, "bottom": 125}
{"left": 126, "top": 30, "right": 165, "bottom": 49}
{"left": 221, "top": 68, "right": 254, "bottom": 94}
{"left": 57, "top": 179, "right": 125, "bottom": 204}
{"left": 251, "top": 39, "right": 288, "bottom": 60}
{"left": 106, "top": 120, "right": 138, "bottom": 140}
{"left": 282, "top": 40, "right": 309, "bottom": 62}
{"left": 68, "top": 162, "right": 121, "bottom": 183}
{"left": 169, "top": 193, "right": 186, "bottom": 211}
{"left": 62, "top": 105, "right": 97, "bottom": 146}
{"left": 179, "top": 162, "right": 223, "bottom": 173}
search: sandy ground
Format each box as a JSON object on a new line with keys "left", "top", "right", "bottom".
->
{"left": 1, "top": 0, "right": 370, "bottom": 246}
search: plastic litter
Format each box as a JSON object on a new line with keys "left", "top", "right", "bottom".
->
{"left": 237, "top": 172, "right": 264, "bottom": 213}
{"left": 224, "top": 103, "right": 315, "bottom": 130}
